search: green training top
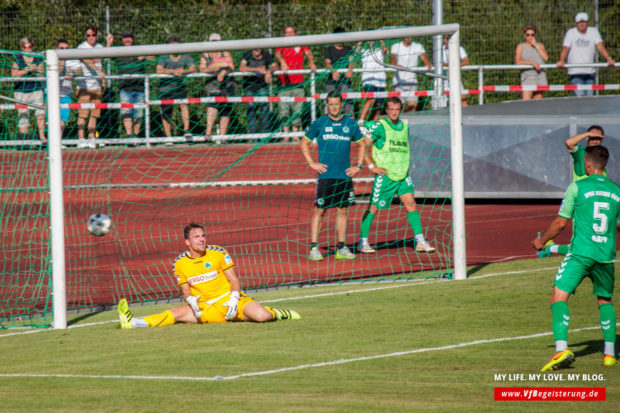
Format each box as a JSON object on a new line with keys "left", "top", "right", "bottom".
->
{"left": 369, "top": 118, "right": 410, "bottom": 181}
{"left": 571, "top": 145, "right": 607, "bottom": 181}
{"left": 558, "top": 174, "right": 620, "bottom": 262}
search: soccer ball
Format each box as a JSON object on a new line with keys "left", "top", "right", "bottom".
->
{"left": 87, "top": 213, "right": 112, "bottom": 236}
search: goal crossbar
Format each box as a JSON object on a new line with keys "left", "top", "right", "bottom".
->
{"left": 44, "top": 24, "right": 465, "bottom": 329}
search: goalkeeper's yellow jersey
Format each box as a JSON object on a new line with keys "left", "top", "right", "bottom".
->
{"left": 173, "top": 245, "right": 235, "bottom": 302}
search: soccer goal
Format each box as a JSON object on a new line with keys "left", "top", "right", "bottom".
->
{"left": 0, "top": 25, "right": 464, "bottom": 329}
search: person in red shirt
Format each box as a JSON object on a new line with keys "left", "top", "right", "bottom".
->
{"left": 275, "top": 25, "right": 316, "bottom": 142}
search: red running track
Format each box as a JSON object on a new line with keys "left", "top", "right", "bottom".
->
{"left": 0, "top": 143, "right": 580, "bottom": 316}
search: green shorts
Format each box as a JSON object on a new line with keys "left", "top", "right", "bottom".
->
{"left": 554, "top": 253, "right": 615, "bottom": 298}
{"left": 370, "top": 174, "right": 414, "bottom": 210}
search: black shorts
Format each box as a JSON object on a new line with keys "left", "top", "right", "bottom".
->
{"left": 159, "top": 88, "right": 187, "bottom": 121}
{"left": 314, "top": 179, "right": 355, "bottom": 209}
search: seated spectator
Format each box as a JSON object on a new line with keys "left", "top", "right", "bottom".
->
{"left": 356, "top": 40, "right": 387, "bottom": 126}
{"left": 323, "top": 27, "right": 355, "bottom": 116}
{"left": 200, "top": 33, "right": 235, "bottom": 141}
{"left": 240, "top": 48, "right": 277, "bottom": 136}
{"left": 11, "top": 37, "right": 46, "bottom": 143}
{"left": 515, "top": 24, "right": 548, "bottom": 100}
{"left": 156, "top": 35, "right": 196, "bottom": 140}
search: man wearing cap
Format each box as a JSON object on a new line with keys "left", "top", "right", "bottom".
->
{"left": 109, "top": 29, "right": 154, "bottom": 140}
{"left": 557, "top": 12, "right": 615, "bottom": 97}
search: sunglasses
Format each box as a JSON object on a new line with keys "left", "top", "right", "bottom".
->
{"left": 525, "top": 33, "right": 536, "bottom": 37}
{"left": 22, "top": 44, "right": 33, "bottom": 49}
{"left": 86, "top": 33, "right": 97, "bottom": 37}
{"left": 59, "top": 47, "right": 68, "bottom": 49}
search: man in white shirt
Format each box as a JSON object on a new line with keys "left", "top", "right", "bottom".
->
{"left": 357, "top": 40, "right": 387, "bottom": 125}
{"left": 557, "top": 12, "right": 615, "bottom": 97}
{"left": 390, "top": 38, "right": 432, "bottom": 112}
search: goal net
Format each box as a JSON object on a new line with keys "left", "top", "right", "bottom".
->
{"left": 0, "top": 26, "right": 464, "bottom": 329}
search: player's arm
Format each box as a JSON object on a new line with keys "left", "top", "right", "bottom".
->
{"left": 346, "top": 136, "right": 367, "bottom": 177}
{"left": 532, "top": 216, "right": 570, "bottom": 251}
{"left": 222, "top": 268, "right": 241, "bottom": 320}
{"left": 565, "top": 131, "right": 603, "bottom": 151}
{"left": 300, "top": 131, "right": 327, "bottom": 173}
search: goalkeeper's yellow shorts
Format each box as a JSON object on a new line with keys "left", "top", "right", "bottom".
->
{"left": 198, "top": 292, "right": 255, "bottom": 323}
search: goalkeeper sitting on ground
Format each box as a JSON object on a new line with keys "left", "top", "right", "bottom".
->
{"left": 118, "top": 222, "right": 299, "bottom": 328}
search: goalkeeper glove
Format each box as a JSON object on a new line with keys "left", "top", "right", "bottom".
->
{"left": 185, "top": 295, "right": 202, "bottom": 320}
{"left": 223, "top": 291, "right": 240, "bottom": 321}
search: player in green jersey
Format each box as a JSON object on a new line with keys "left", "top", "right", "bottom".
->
{"left": 533, "top": 145, "right": 619, "bottom": 370}
{"left": 301, "top": 92, "right": 366, "bottom": 261}
{"left": 539, "top": 125, "right": 606, "bottom": 258}
{"left": 357, "top": 96, "right": 435, "bottom": 254}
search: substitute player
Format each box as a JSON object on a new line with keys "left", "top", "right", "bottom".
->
{"left": 358, "top": 96, "right": 435, "bottom": 254}
{"left": 533, "top": 145, "right": 619, "bottom": 370}
{"left": 539, "top": 125, "right": 606, "bottom": 258}
{"left": 117, "top": 223, "right": 299, "bottom": 328}
{"left": 300, "top": 91, "right": 366, "bottom": 261}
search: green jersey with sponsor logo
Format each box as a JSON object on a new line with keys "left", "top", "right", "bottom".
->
{"left": 369, "top": 118, "right": 410, "bottom": 181}
{"left": 558, "top": 174, "right": 620, "bottom": 262}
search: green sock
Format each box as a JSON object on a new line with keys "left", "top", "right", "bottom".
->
{"left": 360, "top": 209, "right": 375, "bottom": 238}
{"left": 557, "top": 244, "right": 570, "bottom": 255}
{"left": 599, "top": 302, "right": 617, "bottom": 344}
{"left": 407, "top": 211, "right": 423, "bottom": 235}
{"left": 551, "top": 301, "right": 570, "bottom": 342}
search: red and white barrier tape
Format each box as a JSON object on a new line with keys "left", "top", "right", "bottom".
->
{"left": 0, "top": 84, "right": 617, "bottom": 110}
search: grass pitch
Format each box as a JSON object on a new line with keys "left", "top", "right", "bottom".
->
{"left": 0, "top": 257, "right": 618, "bottom": 412}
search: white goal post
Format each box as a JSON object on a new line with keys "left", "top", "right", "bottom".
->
{"left": 45, "top": 24, "right": 465, "bottom": 329}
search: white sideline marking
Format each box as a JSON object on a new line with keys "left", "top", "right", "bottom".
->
{"left": 0, "top": 266, "right": 557, "bottom": 338}
{"left": 0, "top": 324, "right": 615, "bottom": 382}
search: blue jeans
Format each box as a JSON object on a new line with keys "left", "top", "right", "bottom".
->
{"left": 570, "top": 74, "right": 594, "bottom": 97}
{"left": 246, "top": 87, "right": 271, "bottom": 134}
{"left": 60, "top": 94, "right": 72, "bottom": 123}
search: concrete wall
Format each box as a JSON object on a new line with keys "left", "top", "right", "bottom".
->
{"left": 407, "top": 96, "right": 620, "bottom": 199}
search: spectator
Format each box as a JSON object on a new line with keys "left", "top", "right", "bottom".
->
{"left": 156, "top": 35, "right": 196, "bottom": 141}
{"left": 76, "top": 25, "right": 111, "bottom": 148}
{"left": 557, "top": 12, "right": 615, "bottom": 97}
{"left": 390, "top": 37, "right": 432, "bottom": 112}
{"left": 11, "top": 37, "right": 46, "bottom": 143}
{"left": 56, "top": 39, "right": 80, "bottom": 135}
{"left": 275, "top": 25, "right": 317, "bottom": 142}
{"left": 356, "top": 40, "right": 387, "bottom": 126}
{"left": 109, "top": 29, "right": 154, "bottom": 140}
{"left": 442, "top": 34, "right": 470, "bottom": 106}
{"left": 515, "top": 25, "right": 548, "bottom": 100}
{"left": 323, "top": 27, "right": 355, "bottom": 116}
{"left": 200, "top": 33, "right": 235, "bottom": 141}
{"left": 239, "top": 48, "right": 277, "bottom": 136}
